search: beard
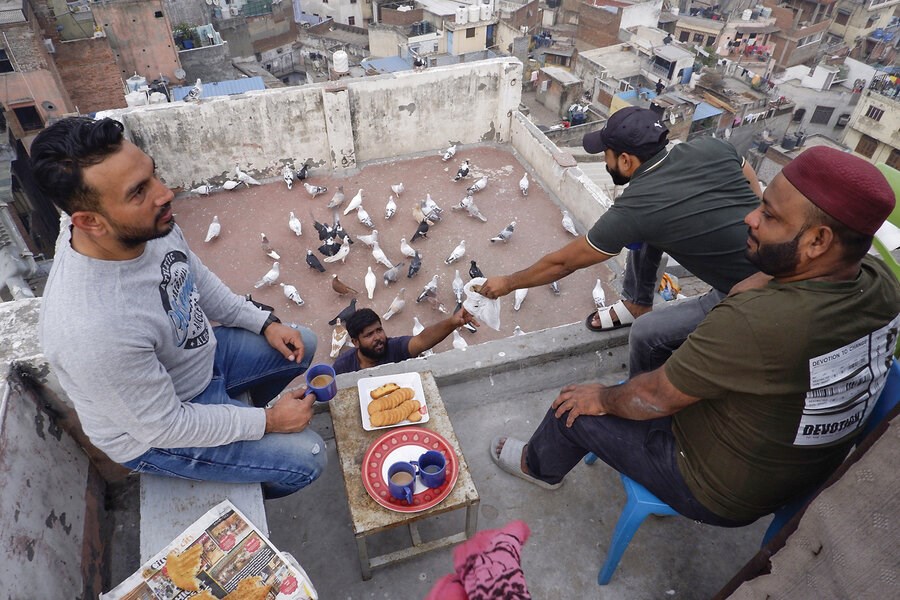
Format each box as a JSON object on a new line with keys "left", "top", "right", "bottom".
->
{"left": 606, "top": 164, "right": 631, "bottom": 186}
{"left": 107, "top": 204, "right": 175, "bottom": 248}
{"left": 745, "top": 228, "right": 803, "bottom": 276}
{"left": 359, "top": 340, "right": 387, "bottom": 360}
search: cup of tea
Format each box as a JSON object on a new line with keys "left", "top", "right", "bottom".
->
{"left": 387, "top": 462, "right": 417, "bottom": 504}
{"left": 305, "top": 364, "right": 337, "bottom": 402}
{"left": 416, "top": 450, "right": 446, "bottom": 489}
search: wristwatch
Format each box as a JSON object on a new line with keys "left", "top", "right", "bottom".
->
{"left": 260, "top": 312, "right": 281, "bottom": 335}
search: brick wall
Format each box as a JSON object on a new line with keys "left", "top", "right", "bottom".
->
{"left": 577, "top": 4, "right": 621, "bottom": 50}
{"left": 381, "top": 7, "right": 424, "bottom": 26}
{"left": 52, "top": 40, "right": 126, "bottom": 113}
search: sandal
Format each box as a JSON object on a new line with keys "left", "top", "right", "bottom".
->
{"left": 489, "top": 436, "right": 562, "bottom": 490}
{"left": 585, "top": 300, "right": 637, "bottom": 332}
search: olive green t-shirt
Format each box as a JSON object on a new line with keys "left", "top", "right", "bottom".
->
{"left": 666, "top": 256, "right": 900, "bottom": 522}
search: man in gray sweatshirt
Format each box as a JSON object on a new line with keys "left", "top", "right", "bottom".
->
{"left": 33, "top": 117, "right": 325, "bottom": 498}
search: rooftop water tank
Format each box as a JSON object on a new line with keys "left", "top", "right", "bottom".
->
{"left": 125, "top": 90, "right": 148, "bottom": 107}
{"left": 781, "top": 135, "right": 797, "bottom": 150}
{"left": 760, "top": 6, "right": 772, "bottom": 17}
{"left": 456, "top": 6, "right": 468, "bottom": 24}
{"left": 148, "top": 91, "right": 168, "bottom": 105}
{"left": 333, "top": 50, "right": 349, "bottom": 74}
{"left": 126, "top": 73, "right": 147, "bottom": 93}
{"left": 480, "top": 2, "right": 490, "bottom": 21}
{"left": 468, "top": 4, "right": 480, "bottom": 23}
{"left": 742, "top": 9, "right": 752, "bottom": 20}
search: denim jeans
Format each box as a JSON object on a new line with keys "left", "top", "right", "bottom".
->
{"left": 123, "top": 325, "right": 327, "bottom": 499}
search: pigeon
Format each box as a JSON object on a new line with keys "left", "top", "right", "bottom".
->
{"left": 452, "top": 329, "right": 468, "bottom": 351}
{"left": 444, "top": 240, "right": 466, "bottom": 264}
{"left": 371, "top": 241, "right": 394, "bottom": 269}
{"left": 592, "top": 279, "right": 606, "bottom": 308}
{"left": 424, "top": 296, "right": 449, "bottom": 314}
{"left": 452, "top": 269, "right": 464, "bottom": 304}
{"left": 408, "top": 250, "right": 422, "bottom": 278}
{"left": 514, "top": 288, "right": 528, "bottom": 311}
{"left": 303, "top": 182, "right": 327, "bottom": 198}
{"left": 562, "top": 210, "right": 579, "bottom": 237}
{"left": 467, "top": 176, "right": 488, "bottom": 195}
{"left": 296, "top": 162, "right": 309, "bottom": 181}
{"left": 382, "top": 288, "right": 406, "bottom": 320}
{"left": 280, "top": 282, "right": 304, "bottom": 306}
{"left": 204, "top": 216, "right": 220, "bottom": 242}
{"left": 550, "top": 280, "right": 561, "bottom": 295}
{"left": 222, "top": 180, "right": 241, "bottom": 190}
{"left": 364, "top": 266, "right": 377, "bottom": 300}
{"left": 519, "top": 173, "right": 529, "bottom": 196}
{"left": 412, "top": 203, "right": 435, "bottom": 226}
{"left": 513, "top": 325, "right": 525, "bottom": 336}
{"left": 254, "top": 261, "right": 280, "bottom": 288}
{"left": 332, "top": 214, "right": 352, "bottom": 244}
{"left": 329, "top": 298, "right": 357, "bottom": 326}
{"left": 469, "top": 260, "right": 484, "bottom": 279}
{"left": 391, "top": 182, "right": 404, "bottom": 197}
{"left": 306, "top": 249, "right": 326, "bottom": 272}
{"left": 245, "top": 293, "right": 274, "bottom": 312}
{"left": 453, "top": 160, "right": 470, "bottom": 181}
{"left": 312, "top": 218, "right": 329, "bottom": 241}
{"left": 326, "top": 186, "right": 346, "bottom": 209}
{"left": 452, "top": 194, "right": 487, "bottom": 222}
{"left": 455, "top": 301, "right": 478, "bottom": 333}
{"left": 190, "top": 183, "right": 213, "bottom": 195}
{"left": 185, "top": 78, "right": 202, "bottom": 102}
{"left": 385, "top": 195, "right": 397, "bottom": 220}
{"left": 417, "top": 274, "right": 438, "bottom": 303}
{"left": 318, "top": 237, "right": 339, "bottom": 257}
{"left": 288, "top": 211, "right": 302, "bottom": 236}
{"left": 332, "top": 274, "right": 358, "bottom": 295}
{"left": 357, "top": 206, "right": 374, "bottom": 228}
{"left": 330, "top": 318, "right": 349, "bottom": 358}
{"left": 323, "top": 237, "right": 350, "bottom": 263}
{"left": 450, "top": 194, "right": 472, "bottom": 211}
{"left": 411, "top": 220, "right": 429, "bottom": 242}
{"left": 442, "top": 144, "right": 457, "bottom": 161}
{"left": 383, "top": 261, "right": 405, "bottom": 285}
{"left": 399, "top": 238, "right": 416, "bottom": 258}
{"left": 235, "top": 165, "right": 260, "bottom": 186}
{"left": 356, "top": 229, "right": 379, "bottom": 247}
{"left": 413, "top": 316, "right": 425, "bottom": 336}
{"left": 260, "top": 233, "right": 280, "bottom": 260}
{"left": 344, "top": 189, "right": 363, "bottom": 215}
{"left": 490, "top": 221, "right": 516, "bottom": 243}
{"left": 422, "top": 193, "right": 443, "bottom": 221}
{"left": 282, "top": 165, "right": 294, "bottom": 190}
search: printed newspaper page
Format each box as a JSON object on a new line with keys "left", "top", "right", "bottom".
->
{"left": 101, "top": 500, "right": 317, "bottom": 600}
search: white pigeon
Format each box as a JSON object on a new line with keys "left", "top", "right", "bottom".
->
{"left": 452, "top": 194, "right": 487, "bottom": 222}
{"left": 344, "top": 189, "right": 363, "bottom": 215}
{"left": 323, "top": 237, "right": 350, "bottom": 264}
{"left": 442, "top": 144, "right": 457, "bottom": 161}
{"left": 288, "top": 211, "right": 302, "bottom": 236}
{"left": 356, "top": 229, "right": 379, "bottom": 247}
{"left": 592, "top": 279, "right": 606, "bottom": 308}
{"left": 191, "top": 183, "right": 213, "bottom": 195}
{"left": 513, "top": 325, "right": 525, "bottom": 336}
{"left": 282, "top": 165, "right": 294, "bottom": 190}
{"left": 444, "top": 240, "right": 466, "bottom": 265}
{"left": 235, "top": 165, "right": 260, "bottom": 186}
{"left": 452, "top": 269, "right": 464, "bottom": 304}
{"left": 383, "top": 288, "right": 406, "bottom": 320}
{"left": 561, "top": 210, "right": 579, "bottom": 236}
{"left": 451, "top": 194, "right": 472, "bottom": 211}
{"left": 385, "top": 195, "right": 397, "bottom": 220}
{"left": 490, "top": 221, "right": 516, "bottom": 243}
{"left": 303, "top": 182, "right": 327, "bottom": 198}
{"left": 413, "top": 316, "right": 425, "bottom": 336}
{"left": 254, "top": 261, "right": 280, "bottom": 288}
{"left": 371, "top": 241, "right": 394, "bottom": 269}
{"left": 452, "top": 329, "right": 468, "bottom": 351}
{"left": 467, "top": 176, "right": 488, "bottom": 194}
{"left": 399, "top": 238, "right": 416, "bottom": 258}
{"left": 514, "top": 288, "right": 528, "bottom": 311}
{"left": 357, "top": 205, "right": 374, "bottom": 228}
{"left": 519, "top": 173, "right": 529, "bottom": 196}
{"left": 417, "top": 274, "right": 439, "bottom": 302}
{"left": 330, "top": 319, "right": 350, "bottom": 358}
{"left": 280, "top": 282, "right": 304, "bottom": 306}
{"left": 422, "top": 193, "right": 443, "bottom": 221}
{"left": 327, "top": 186, "right": 346, "bottom": 209}
{"left": 550, "top": 280, "right": 561, "bottom": 295}
{"left": 222, "top": 180, "right": 240, "bottom": 190}
{"left": 204, "top": 216, "right": 220, "bottom": 242}
{"left": 454, "top": 160, "right": 470, "bottom": 181}
{"left": 364, "top": 266, "right": 377, "bottom": 300}
{"left": 260, "top": 233, "right": 280, "bottom": 260}
{"left": 391, "top": 182, "right": 404, "bottom": 197}
{"left": 185, "top": 78, "right": 202, "bottom": 102}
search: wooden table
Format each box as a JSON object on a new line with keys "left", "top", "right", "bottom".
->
{"left": 331, "top": 371, "right": 480, "bottom": 580}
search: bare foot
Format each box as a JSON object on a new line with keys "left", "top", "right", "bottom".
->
{"left": 494, "top": 436, "right": 530, "bottom": 476}
{"left": 590, "top": 300, "right": 651, "bottom": 329}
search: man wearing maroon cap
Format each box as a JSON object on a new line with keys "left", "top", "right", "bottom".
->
{"left": 491, "top": 146, "right": 900, "bottom": 527}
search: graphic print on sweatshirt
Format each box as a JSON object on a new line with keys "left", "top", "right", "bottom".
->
{"left": 159, "top": 250, "right": 210, "bottom": 350}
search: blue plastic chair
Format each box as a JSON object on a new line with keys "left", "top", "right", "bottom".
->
{"left": 586, "top": 358, "right": 900, "bottom": 585}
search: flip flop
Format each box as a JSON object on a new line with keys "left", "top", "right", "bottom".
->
{"left": 585, "top": 300, "right": 637, "bottom": 332}
{"left": 489, "top": 436, "right": 562, "bottom": 490}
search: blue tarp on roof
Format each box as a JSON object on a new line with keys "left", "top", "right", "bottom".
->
{"left": 692, "top": 101, "right": 722, "bottom": 121}
{"left": 172, "top": 77, "right": 266, "bottom": 101}
{"left": 361, "top": 56, "right": 412, "bottom": 74}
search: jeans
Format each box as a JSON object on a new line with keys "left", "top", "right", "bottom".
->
{"left": 123, "top": 325, "right": 326, "bottom": 499}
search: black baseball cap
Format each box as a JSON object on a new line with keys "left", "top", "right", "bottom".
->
{"left": 583, "top": 106, "right": 669, "bottom": 156}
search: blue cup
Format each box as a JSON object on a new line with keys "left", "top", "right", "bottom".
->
{"left": 387, "top": 462, "right": 417, "bottom": 504}
{"left": 306, "top": 364, "right": 337, "bottom": 402}
{"left": 416, "top": 450, "right": 447, "bottom": 489}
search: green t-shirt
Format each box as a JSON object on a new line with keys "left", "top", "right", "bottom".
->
{"left": 587, "top": 137, "right": 760, "bottom": 293}
{"left": 666, "top": 256, "right": 900, "bottom": 522}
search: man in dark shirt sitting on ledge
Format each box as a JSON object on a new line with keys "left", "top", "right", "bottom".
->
{"left": 333, "top": 308, "right": 478, "bottom": 374}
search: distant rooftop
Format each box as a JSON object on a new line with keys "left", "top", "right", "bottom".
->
{"left": 171, "top": 77, "right": 266, "bottom": 101}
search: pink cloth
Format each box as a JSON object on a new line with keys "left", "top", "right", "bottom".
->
{"left": 425, "top": 521, "right": 531, "bottom": 600}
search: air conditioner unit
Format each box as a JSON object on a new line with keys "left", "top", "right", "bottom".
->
{"left": 43, "top": 38, "right": 55, "bottom": 53}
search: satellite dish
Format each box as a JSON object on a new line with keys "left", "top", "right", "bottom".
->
{"left": 174, "top": 68, "right": 186, "bottom": 80}
{"left": 669, "top": 111, "right": 677, "bottom": 125}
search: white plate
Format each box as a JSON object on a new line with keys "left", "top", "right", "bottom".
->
{"left": 357, "top": 372, "right": 429, "bottom": 431}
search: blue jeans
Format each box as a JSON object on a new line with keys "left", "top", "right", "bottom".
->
{"left": 123, "top": 325, "right": 327, "bottom": 499}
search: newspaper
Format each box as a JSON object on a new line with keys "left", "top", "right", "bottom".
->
{"left": 101, "top": 500, "right": 317, "bottom": 600}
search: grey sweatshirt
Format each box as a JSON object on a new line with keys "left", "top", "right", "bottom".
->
{"left": 39, "top": 224, "right": 269, "bottom": 463}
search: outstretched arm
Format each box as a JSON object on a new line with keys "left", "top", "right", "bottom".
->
{"left": 408, "top": 308, "right": 479, "bottom": 356}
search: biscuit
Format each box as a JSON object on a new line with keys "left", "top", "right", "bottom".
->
{"left": 370, "top": 382, "right": 400, "bottom": 400}
{"left": 223, "top": 576, "right": 272, "bottom": 600}
{"left": 367, "top": 387, "right": 415, "bottom": 415}
{"left": 371, "top": 399, "right": 420, "bottom": 427}
{"left": 165, "top": 544, "right": 203, "bottom": 591}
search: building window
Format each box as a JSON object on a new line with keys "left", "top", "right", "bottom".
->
{"left": 886, "top": 148, "right": 900, "bottom": 170}
{"left": 706, "top": 35, "right": 716, "bottom": 46}
{"left": 466, "top": 27, "right": 475, "bottom": 38}
{"left": 679, "top": 31, "right": 689, "bottom": 42}
{"left": 348, "top": 16, "right": 355, "bottom": 24}
{"left": 865, "top": 16, "right": 875, "bottom": 28}
{"left": 869, "top": 0, "right": 890, "bottom": 7}
{"left": 0, "top": 49, "right": 13, "bottom": 73}
{"left": 855, "top": 134, "right": 878, "bottom": 158}
{"left": 797, "top": 32, "right": 823, "bottom": 47}
{"left": 810, "top": 105, "right": 834, "bottom": 124}
{"left": 12, "top": 105, "right": 42, "bottom": 131}
{"left": 835, "top": 10, "right": 850, "bottom": 26}
{"left": 865, "top": 105, "right": 885, "bottom": 121}
{"left": 693, "top": 33, "right": 704, "bottom": 43}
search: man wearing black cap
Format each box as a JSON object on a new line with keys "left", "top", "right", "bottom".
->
{"left": 491, "top": 146, "right": 900, "bottom": 527}
{"left": 481, "top": 106, "right": 762, "bottom": 376}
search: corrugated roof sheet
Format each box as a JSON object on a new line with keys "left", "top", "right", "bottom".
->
{"left": 361, "top": 56, "right": 411, "bottom": 74}
{"left": 692, "top": 101, "right": 722, "bottom": 121}
{"left": 172, "top": 77, "right": 266, "bottom": 101}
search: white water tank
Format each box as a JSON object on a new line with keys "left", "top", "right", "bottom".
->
{"left": 125, "top": 90, "right": 148, "bottom": 107}
{"left": 333, "top": 50, "right": 349, "bottom": 73}
{"left": 742, "top": 8, "right": 752, "bottom": 20}
{"left": 456, "top": 6, "right": 468, "bottom": 24}
{"left": 670, "top": 6, "right": 679, "bottom": 15}
{"left": 126, "top": 73, "right": 147, "bottom": 92}
{"left": 468, "top": 4, "right": 480, "bottom": 23}
{"left": 480, "top": 3, "right": 490, "bottom": 21}
{"left": 149, "top": 91, "right": 168, "bottom": 104}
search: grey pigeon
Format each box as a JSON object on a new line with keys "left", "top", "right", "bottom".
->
{"left": 329, "top": 298, "right": 357, "bottom": 326}
{"left": 303, "top": 182, "right": 328, "bottom": 198}
{"left": 408, "top": 251, "right": 422, "bottom": 278}
{"left": 327, "top": 186, "right": 346, "bottom": 209}
{"left": 306, "top": 249, "right": 326, "bottom": 272}
{"left": 466, "top": 175, "right": 488, "bottom": 195}
{"left": 490, "top": 221, "right": 516, "bottom": 243}
{"left": 416, "top": 274, "right": 438, "bottom": 303}
{"left": 383, "top": 262, "right": 405, "bottom": 286}
{"left": 550, "top": 280, "right": 561, "bottom": 295}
